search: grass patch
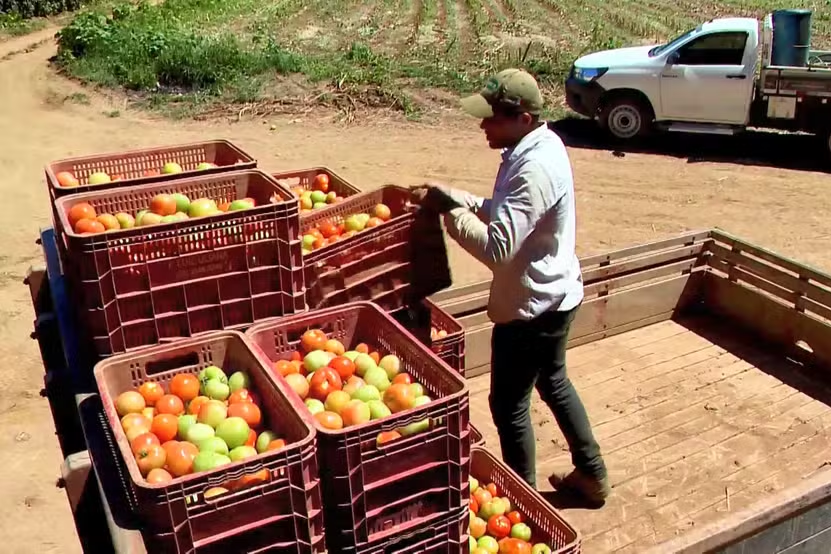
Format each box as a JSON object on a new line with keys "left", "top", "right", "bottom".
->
{"left": 0, "top": 12, "right": 48, "bottom": 36}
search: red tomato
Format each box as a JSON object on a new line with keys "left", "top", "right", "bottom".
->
{"left": 290, "top": 351, "right": 302, "bottom": 362}
{"left": 151, "top": 414, "right": 179, "bottom": 443}
{"left": 312, "top": 237, "right": 327, "bottom": 250}
{"left": 473, "top": 488, "right": 492, "bottom": 507}
{"left": 487, "top": 515, "right": 511, "bottom": 539}
{"left": 131, "top": 432, "right": 160, "bottom": 455}
{"left": 318, "top": 221, "right": 339, "bottom": 239}
{"left": 301, "top": 329, "right": 327, "bottom": 353}
{"left": 138, "top": 382, "right": 164, "bottom": 406}
{"left": 308, "top": 367, "right": 343, "bottom": 402}
{"left": 376, "top": 430, "right": 401, "bottom": 445}
{"left": 500, "top": 538, "right": 532, "bottom": 554}
{"left": 273, "top": 360, "right": 297, "bottom": 377}
{"left": 470, "top": 496, "right": 479, "bottom": 514}
{"left": 187, "top": 395, "right": 210, "bottom": 416}
{"left": 328, "top": 356, "right": 356, "bottom": 381}
{"left": 170, "top": 374, "right": 200, "bottom": 402}
{"left": 156, "top": 394, "right": 185, "bottom": 416}
{"left": 392, "top": 373, "right": 413, "bottom": 385}
{"left": 369, "top": 351, "right": 380, "bottom": 365}
{"left": 355, "top": 343, "right": 370, "bottom": 354}
{"left": 228, "top": 388, "right": 258, "bottom": 405}
{"left": 313, "top": 173, "right": 330, "bottom": 193}
{"left": 136, "top": 444, "right": 166, "bottom": 476}
{"left": 267, "top": 439, "right": 287, "bottom": 451}
{"left": 166, "top": 442, "right": 197, "bottom": 477}
{"left": 245, "top": 428, "right": 257, "bottom": 448}
{"left": 228, "top": 402, "right": 262, "bottom": 427}
{"left": 507, "top": 510, "right": 524, "bottom": 525}
{"left": 486, "top": 482, "right": 499, "bottom": 497}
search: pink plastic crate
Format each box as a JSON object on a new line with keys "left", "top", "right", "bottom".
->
{"left": 471, "top": 447, "right": 581, "bottom": 553}
{"left": 55, "top": 169, "right": 305, "bottom": 358}
{"left": 245, "top": 301, "right": 470, "bottom": 552}
{"left": 94, "top": 331, "right": 324, "bottom": 553}
{"left": 391, "top": 299, "right": 466, "bottom": 375}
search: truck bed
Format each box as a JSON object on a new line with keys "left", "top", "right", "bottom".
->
{"left": 440, "top": 229, "right": 831, "bottom": 553}
{"left": 469, "top": 313, "right": 831, "bottom": 552}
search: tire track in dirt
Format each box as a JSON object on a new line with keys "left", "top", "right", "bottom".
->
{"left": 0, "top": 26, "right": 58, "bottom": 62}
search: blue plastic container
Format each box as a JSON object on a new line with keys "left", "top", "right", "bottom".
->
{"left": 771, "top": 9, "right": 813, "bottom": 67}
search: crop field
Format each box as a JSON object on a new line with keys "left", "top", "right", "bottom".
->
{"left": 52, "top": 0, "right": 831, "bottom": 118}
{"left": 44, "top": 0, "right": 831, "bottom": 117}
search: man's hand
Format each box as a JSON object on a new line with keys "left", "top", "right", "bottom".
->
{"left": 407, "top": 183, "right": 460, "bottom": 213}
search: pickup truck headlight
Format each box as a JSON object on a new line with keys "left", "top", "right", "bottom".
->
{"left": 573, "top": 67, "right": 608, "bottom": 82}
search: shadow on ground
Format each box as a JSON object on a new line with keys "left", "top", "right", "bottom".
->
{"left": 549, "top": 118, "right": 831, "bottom": 173}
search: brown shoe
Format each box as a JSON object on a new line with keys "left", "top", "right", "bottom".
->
{"left": 548, "top": 469, "right": 611, "bottom": 507}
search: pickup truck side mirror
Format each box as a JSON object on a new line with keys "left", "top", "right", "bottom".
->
{"left": 667, "top": 51, "right": 680, "bottom": 65}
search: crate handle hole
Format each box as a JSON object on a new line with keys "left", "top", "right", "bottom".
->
{"left": 145, "top": 352, "right": 200, "bottom": 375}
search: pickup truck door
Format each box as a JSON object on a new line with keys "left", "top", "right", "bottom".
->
{"left": 659, "top": 31, "right": 756, "bottom": 124}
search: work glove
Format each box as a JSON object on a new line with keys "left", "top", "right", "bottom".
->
{"left": 407, "top": 184, "right": 460, "bottom": 214}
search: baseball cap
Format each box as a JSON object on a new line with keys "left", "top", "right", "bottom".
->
{"left": 460, "top": 68, "right": 544, "bottom": 118}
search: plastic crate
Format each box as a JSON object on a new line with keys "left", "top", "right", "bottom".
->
{"left": 93, "top": 331, "right": 325, "bottom": 553}
{"left": 470, "top": 423, "right": 485, "bottom": 448}
{"left": 391, "top": 299, "right": 465, "bottom": 375}
{"left": 46, "top": 139, "right": 256, "bottom": 199}
{"left": 55, "top": 169, "right": 305, "bottom": 359}
{"left": 270, "top": 167, "right": 362, "bottom": 221}
{"left": 302, "top": 187, "right": 451, "bottom": 311}
{"left": 470, "top": 447, "right": 581, "bottom": 554}
{"left": 344, "top": 504, "right": 468, "bottom": 554}
{"left": 245, "top": 302, "right": 470, "bottom": 552}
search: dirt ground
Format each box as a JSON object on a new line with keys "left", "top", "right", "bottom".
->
{"left": 1, "top": 29, "right": 829, "bottom": 553}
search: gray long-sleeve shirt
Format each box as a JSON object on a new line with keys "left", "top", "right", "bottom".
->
{"left": 440, "top": 123, "right": 584, "bottom": 324}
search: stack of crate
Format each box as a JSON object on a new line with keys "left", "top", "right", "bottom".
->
{"left": 49, "top": 140, "right": 489, "bottom": 552}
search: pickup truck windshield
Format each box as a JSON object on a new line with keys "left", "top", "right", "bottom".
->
{"left": 649, "top": 25, "right": 704, "bottom": 57}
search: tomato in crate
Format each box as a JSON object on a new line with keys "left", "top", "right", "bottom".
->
{"left": 46, "top": 139, "right": 257, "bottom": 243}
{"left": 94, "top": 331, "right": 324, "bottom": 553}
{"left": 54, "top": 169, "right": 305, "bottom": 360}
{"left": 300, "top": 186, "right": 451, "bottom": 312}
{"left": 270, "top": 167, "right": 362, "bottom": 220}
{"left": 246, "top": 302, "right": 471, "bottom": 552}
{"left": 468, "top": 447, "right": 581, "bottom": 554}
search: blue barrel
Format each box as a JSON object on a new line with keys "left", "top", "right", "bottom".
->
{"left": 771, "top": 9, "right": 813, "bottom": 67}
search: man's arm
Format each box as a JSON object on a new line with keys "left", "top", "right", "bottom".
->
{"left": 442, "top": 162, "right": 549, "bottom": 270}
{"left": 433, "top": 184, "right": 492, "bottom": 224}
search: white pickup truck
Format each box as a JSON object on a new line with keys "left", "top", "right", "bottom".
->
{"left": 565, "top": 12, "right": 831, "bottom": 155}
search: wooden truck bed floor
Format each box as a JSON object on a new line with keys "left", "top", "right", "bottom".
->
{"left": 469, "top": 313, "right": 831, "bottom": 553}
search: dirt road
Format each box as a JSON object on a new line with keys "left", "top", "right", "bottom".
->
{"left": 1, "top": 32, "right": 828, "bottom": 553}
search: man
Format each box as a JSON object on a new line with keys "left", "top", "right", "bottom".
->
{"left": 410, "top": 69, "right": 610, "bottom": 506}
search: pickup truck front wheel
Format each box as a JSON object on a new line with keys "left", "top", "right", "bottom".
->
{"left": 599, "top": 96, "right": 652, "bottom": 140}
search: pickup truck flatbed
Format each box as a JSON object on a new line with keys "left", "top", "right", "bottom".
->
{"left": 436, "top": 229, "right": 831, "bottom": 553}
{"left": 29, "top": 228, "right": 831, "bottom": 553}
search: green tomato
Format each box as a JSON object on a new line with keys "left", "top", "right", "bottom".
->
{"left": 477, "top": 536, "right": 499, "bottom": 553}
{"left": 511, "top": 522, "right": 532, "bottom": 542}
{"left": 532, "top": 545, "right": 553, "bottom": 554}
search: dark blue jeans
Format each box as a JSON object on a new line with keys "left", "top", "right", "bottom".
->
{"left": 489, "top": 305, "right": 606, "bottom": 488}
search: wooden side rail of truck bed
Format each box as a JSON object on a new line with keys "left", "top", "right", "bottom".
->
{"left": 432, "top": 229, "right": 831, "bottom": 378}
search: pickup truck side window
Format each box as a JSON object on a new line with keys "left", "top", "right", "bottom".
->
{"left": 674, "top": 32, "right": 748, "bottom": 66}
